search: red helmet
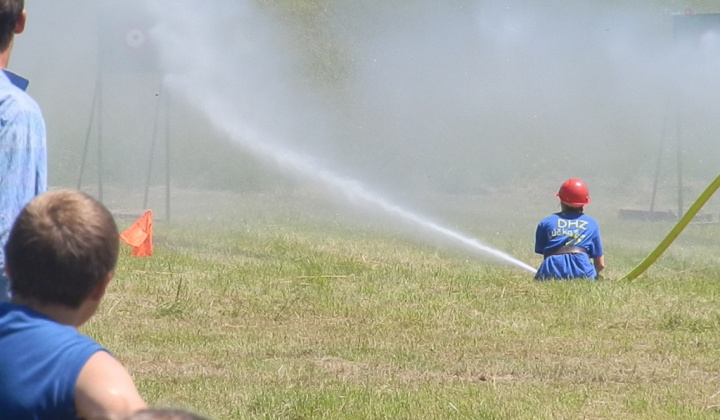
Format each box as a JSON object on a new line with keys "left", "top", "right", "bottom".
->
{"left": 555, "top": 178, "right": 590, "bottom": 207}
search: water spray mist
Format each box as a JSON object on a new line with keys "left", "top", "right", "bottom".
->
{"left": 167, "top": 79, "right": 536, "bottom": 274}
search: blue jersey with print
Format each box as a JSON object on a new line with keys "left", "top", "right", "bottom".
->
{"left": 534, "top": 212, "right": 603, "bottom": 280}
{"left": 0, "top": 303, "right": 105, "bottom": 419}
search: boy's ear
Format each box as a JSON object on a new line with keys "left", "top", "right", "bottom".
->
{"left": 89, "top": 273, "right": 113, "bottom": 302}
{"left": 14, "top": 10, "right": 26, "bottom": 34}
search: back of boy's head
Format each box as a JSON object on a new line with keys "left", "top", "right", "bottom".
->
{"left": 4, "top": 189, "right": 119, "bottom": 308}
{"left": 0, "top": 0, "right": 23, "bottom": 52}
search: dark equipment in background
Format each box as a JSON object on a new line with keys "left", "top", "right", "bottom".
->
{"left": 620, "top": 11, "right": 720, "bottom": 222}
{"left": 76, "top": 0, "right": 171, "bottom": 220}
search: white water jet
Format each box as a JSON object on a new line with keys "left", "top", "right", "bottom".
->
{"left": 165, "top": 77, "right": 536, "bottom": 274}
{"left": 151, "top": 0, "right": 536, "bottom": 274}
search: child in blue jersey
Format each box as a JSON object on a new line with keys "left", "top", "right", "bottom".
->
{"left": 535, "top": 178, "right": 605, "bottom": 280}
{"left": 0, "top": 190, "right": 146, "bottom": 419}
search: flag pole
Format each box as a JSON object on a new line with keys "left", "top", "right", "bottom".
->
{"left": 77, "top": 75, "right": 100, "bottom": 189}
{"left": 164, "top": 88, "right": 171, "bottom": 221}
{"left": 97, "top": 70, "right": 104, "bottom": 203}
{"left": 143, "top": 84, "right": 163, "bottom": 210}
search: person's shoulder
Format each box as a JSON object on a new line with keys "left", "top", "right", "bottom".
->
{"left": 580, "top": 213, "right": 601, "bottom": 225}
{"left": 540, "top": 213, "right": 560, "bottom": 222}
{"left": 0, "top": 303, "right": 49, "bottom": 324}
{"left": 0, "top": 77, "right": 42, "bottom": 116}
{"left": 0, "top": 304, "right": 95, "bottom": 340}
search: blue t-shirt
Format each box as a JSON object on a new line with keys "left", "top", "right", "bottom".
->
{"left": 0, "top": 71, "right": 47, "bottom": 301}
{"left": 534, "top": 212, "right": 603, "bottom": 280}
{"left": 0, "top": 303, "right": 106, "bottom": 419}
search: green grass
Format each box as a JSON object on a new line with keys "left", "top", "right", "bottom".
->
{"left": 83, "top": 189, "right": 720, "bottom": 419}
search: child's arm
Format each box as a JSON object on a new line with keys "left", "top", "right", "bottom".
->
{"left": 75, "top": 351, "right": 147, "bottom": 419}
{"left": 594, "top": 255, "right": 605, "bottom": 274}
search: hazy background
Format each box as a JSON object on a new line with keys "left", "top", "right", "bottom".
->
{"left": 9, "top": 0, "right": 720, "bottom": 227}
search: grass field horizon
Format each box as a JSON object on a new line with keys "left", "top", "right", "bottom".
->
{"left": 80, "top": 185, "right": 720, "bottom": 419}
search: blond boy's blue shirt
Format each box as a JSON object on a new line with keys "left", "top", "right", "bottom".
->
{"left": 0, "top": 70, "right": 47, "bottom": 300}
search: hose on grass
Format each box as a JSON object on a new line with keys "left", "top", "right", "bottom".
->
{"left": 622, "top": 174, "right": 720, "bottom": 281}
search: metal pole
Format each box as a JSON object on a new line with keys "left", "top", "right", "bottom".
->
{"left": 97, "top": 72, "right": 104, "bottom": 203}
{"left": 649, "top": 101, "right": 669, "bottom": 213}
{"left": 164, "top": 91, "right": 171, "bottom": 221}
{"left": 143, "top": 90, "right": 163, "bottom": 210}
{"left": 676, "top": 108, "right": 683, "bottom": 218}
{"left": 77, "top": 76, "right": 100, "bottom": 189}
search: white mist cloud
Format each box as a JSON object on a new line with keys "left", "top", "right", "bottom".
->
{"left": 13, "top": 0, "right": 720, "bottom": 216}
{"left": 147, "top": 0, "right": 544, "bottom": 270}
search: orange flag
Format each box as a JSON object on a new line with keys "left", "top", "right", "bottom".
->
{"left": 119, "top": 210, "right": 153, "bottom": 257}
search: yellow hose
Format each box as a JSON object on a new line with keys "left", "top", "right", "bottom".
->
{"left": 622, "top": 174, "right": 720, "bottom": 281}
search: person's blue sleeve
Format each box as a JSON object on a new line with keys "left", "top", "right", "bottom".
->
{"left": 535, "top": 222, "right": 547, "bottom": 254}
{"left": 591, "top": 226, "right": 603, "bottom": 258}
{"left": 0, "top": 93, "right": 47, "bottom": 268}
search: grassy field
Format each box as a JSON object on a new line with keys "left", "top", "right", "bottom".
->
{"left": 84, "top": 188, "right": 720, "bottom": 419}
